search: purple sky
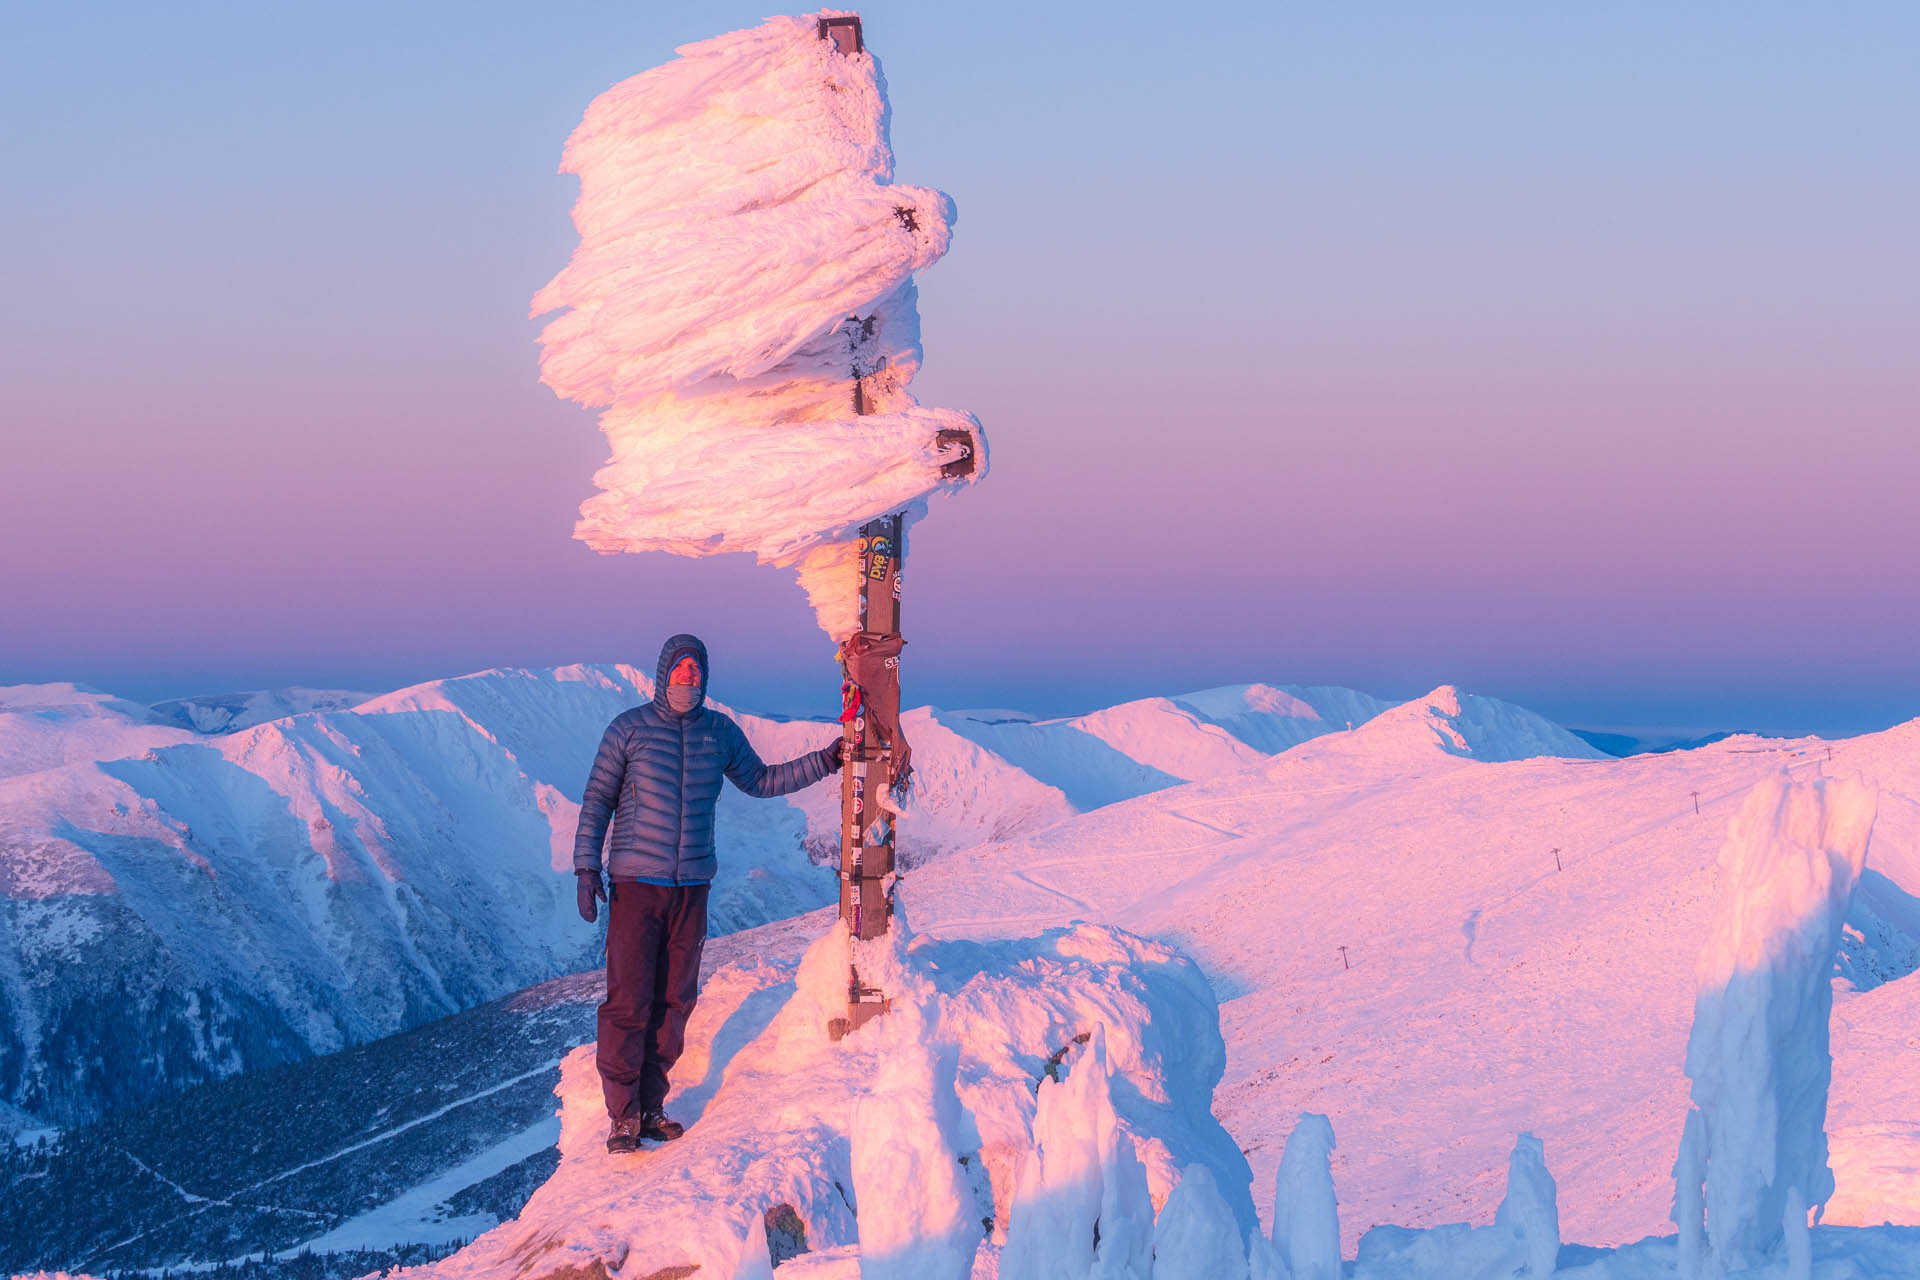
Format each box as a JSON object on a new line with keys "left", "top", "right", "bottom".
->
{"left": 3, "top": 3, "right": 1916, "bottom": 734}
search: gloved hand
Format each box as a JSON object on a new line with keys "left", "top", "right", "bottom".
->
{"left": 577, "top": 869, "right": 607, "bottom": 923}
{"left": 824, "top": 737, "right": 846, "bottom": 771}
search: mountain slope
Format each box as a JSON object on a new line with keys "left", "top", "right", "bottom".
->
{"left": 904, "top": 711, "right": 1920, "bottom": 1247}
{"left": 0, "top": 665, "right": 837, "bottom": 1132}
{"left": 0, "top": 912, "right": 828, "bottom": 1277}
{"left": 936, "top": 683, "right": 1406, "bottom": 810}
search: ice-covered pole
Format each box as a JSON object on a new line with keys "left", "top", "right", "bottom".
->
{"left": 531, "top": 11, "right": 986, "bottom": 1035}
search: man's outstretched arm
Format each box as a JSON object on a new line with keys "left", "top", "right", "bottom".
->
{"left": 574, "top": 719, "right": 628, "bottom": 872}
{"left": 722, "top": 717, "right": 840, "bottom": 798}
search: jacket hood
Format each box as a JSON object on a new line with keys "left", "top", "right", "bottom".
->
{"left": 653, "top": 633, "right": 709, "bottom": 716}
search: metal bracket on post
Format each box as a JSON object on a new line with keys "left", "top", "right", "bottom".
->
{"left": 828, "top": 511, "right": 902, "bottom": 1042}
{"left": 818, "top": 15, "right": 863, "bottom": 56}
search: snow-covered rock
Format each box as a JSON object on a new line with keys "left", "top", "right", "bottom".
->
{"left": 1001, "top": 1022, "right": 1155, "bottom": 1278}
{"left": 1347, "top": 1133, "right": 1560, "bottom": 1278}
{"left": 395, "top": 919, "right": 1252, "bottom": 1280}
{"left": 847, "top": 1000, "right": 978, "bottom": 1280}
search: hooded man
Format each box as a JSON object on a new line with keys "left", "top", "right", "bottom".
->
{"left": 573, "top": 633, "right": 842, "bottom": 1152}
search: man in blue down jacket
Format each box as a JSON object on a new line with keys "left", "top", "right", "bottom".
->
{"left": 573, "top": 633, "right": 841, "bottom": 1152}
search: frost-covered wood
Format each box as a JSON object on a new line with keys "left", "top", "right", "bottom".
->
{"left": 530, "top": 12, "right": 986, "bottom": 640}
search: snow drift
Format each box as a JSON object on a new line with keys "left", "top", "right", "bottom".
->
{"left": 532, "top": 12, "right": 985, "bottom": 640}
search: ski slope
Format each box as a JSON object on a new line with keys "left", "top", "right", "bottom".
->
{"left": 902, "top": 698, "right": 1920, "bottom": 1248}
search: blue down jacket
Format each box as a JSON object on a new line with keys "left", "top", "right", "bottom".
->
{"left": 572, "top": 634, "right": 836, "bottom": 885}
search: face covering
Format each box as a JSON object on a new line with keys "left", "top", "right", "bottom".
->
{"left": 666, "top": 683, "right": 701, "bottom": 714}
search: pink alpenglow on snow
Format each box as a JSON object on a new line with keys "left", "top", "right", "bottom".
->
{"left": 531, "top": 12, "right": 986, "bottom": 641}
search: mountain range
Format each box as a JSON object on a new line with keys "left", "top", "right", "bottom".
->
{"left": 0, "top": 669, "right": 1597, "bottom": 1134}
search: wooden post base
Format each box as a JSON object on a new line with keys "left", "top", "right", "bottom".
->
{"left": 827, "top": 994, "right": 891, "bottom": 1043}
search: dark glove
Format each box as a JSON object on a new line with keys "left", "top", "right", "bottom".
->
{"left": 576, "top": 869, "right": 607, "bottom": 923}
{"left": 824, "top": 737, "right": 846, "bottom": 772}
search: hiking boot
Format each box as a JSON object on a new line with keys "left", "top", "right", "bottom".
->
{"left": 638, "top": 1110, "right": 684, "bottom": 1142}
{"left": 605, "top": 1114, "right": 643, "bottom": 1154}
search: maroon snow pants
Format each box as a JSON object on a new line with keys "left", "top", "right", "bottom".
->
{"left": 597, "top": 880, "right": 708, "bottom": 1121}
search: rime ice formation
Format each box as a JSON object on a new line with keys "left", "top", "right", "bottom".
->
{"left": 1347, "top": 1132, "right": 1562, "bottom": 1277}
{"left": 1000, "top": 1022, "right": 1156, "bottom": 1278}
{"left": 1677, "top": 771, "right": 1877, "bottom": 1276}
{"left": 847, "top": 1005, "right": 979, "bottom": 1280}
{"left": 396, "top": 918, "right": 1252, "bottom": 1280}
{"left": 1496, "top": 1133, "right": 1562, "bottom": 1277}
{"left": 1271, "top": 1114, "right": 1341, "bottom": 1280}
{"left": 531, "top": 12, "right": 985, "bottom": 641}
{"left": 1152, "top": 1164, "right": 1252, "bottom": 1280}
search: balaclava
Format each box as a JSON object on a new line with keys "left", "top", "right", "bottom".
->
{"left": 666, "top": 654, "right": 702, "bottom": 714}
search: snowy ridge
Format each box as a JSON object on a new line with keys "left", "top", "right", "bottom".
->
{"left": 0, "top": 684, "right": 191, "bottom": 782}
{"left": 146, "top": 687, "right": 374, "bottom": 735}
{"left": 937, "top": 683, "right": 1602, "bottom": 811}
{"left": 532, "top": 12, "right": 986, "bottom": 639}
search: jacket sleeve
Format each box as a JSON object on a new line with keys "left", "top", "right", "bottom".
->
{"left": 573, "top": 719, "right": 627, "bottom": 872}
{"left": 722, "top": 716, "right": 835, "bottom": 799}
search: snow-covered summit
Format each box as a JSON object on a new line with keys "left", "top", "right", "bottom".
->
{"left": 936, "top": 683, "right": 1401, "bottom": 810}
{"left": 398, "top": 917, "right": 1254, "bottom": 1280}
{"left": 1339, "top": 684, "right": 1611, "bottom": 766}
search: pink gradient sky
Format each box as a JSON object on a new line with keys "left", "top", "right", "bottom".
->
{"left": 2, "top": 3, "right": 1916, "bottom": 734}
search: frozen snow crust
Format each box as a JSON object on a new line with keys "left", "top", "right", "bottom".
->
{"left": 532, "top": 13, "right": 985, "bottom": 638}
